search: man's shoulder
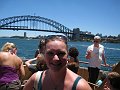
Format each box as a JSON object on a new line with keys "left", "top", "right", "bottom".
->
{"left": 88, "top": 44, "right": 94, "bottom": 48}
{"left": 99, "top": 44, "right": 104, "bottom": 48}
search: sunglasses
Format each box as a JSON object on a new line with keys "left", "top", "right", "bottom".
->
{"left": 45, "top": 35, "right": 68, "bottom": 44}
{"left": 94, "top": 40, "right": 100, "bottom": 43}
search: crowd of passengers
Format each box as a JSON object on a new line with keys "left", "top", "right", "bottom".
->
{"left": 0, "top": 35, "right": 120, "bottom": 90}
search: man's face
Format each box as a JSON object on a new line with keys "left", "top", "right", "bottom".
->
{"left": 94, "top": 39, "right": 100, "bottom": 46}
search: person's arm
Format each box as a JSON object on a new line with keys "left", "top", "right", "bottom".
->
{"left": 25, "top": 53, "right": 43, "bottom": 67}
{"left": 18, "top": 58, "right": 25, "bottom": 80}
{"left": 102, "top": 53, "right": 109, "bottom": 67}
{"left": 102, "top": 53, "right": 107, "bottom": 65}
{"left": 102, "top": 48, "right": 109, "bottom": 67}
{"left": 23, "top": 73, "right": 36, "bottom": 90}
{"left": 34, "top": 49, "right": 39, "bottom": 58}
{"left": 77, "top": 78, "right": 92, "bottom": 90}
{"left": 25, "top": 58, "right": 37, "bottom": 67}
{"left": 85, "top": 50, "right": 92, "bottom": 59}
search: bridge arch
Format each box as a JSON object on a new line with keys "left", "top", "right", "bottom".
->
{"left": 0, "top": 15, "right": 73, "bottom": 38}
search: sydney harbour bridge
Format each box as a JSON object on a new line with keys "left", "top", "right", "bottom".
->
{"left": 0, "top": 15, "right": 94, "bottom": 40}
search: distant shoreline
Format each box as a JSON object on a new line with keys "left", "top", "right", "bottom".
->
{"left": 0, "top": 36, "right": 120, "bottom": 43}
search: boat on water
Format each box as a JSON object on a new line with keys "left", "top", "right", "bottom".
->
{"left": 21, "top": 61, "right": 120, "bottom": 90}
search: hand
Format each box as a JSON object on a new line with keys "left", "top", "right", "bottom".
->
{"left": 105, "top": 64, "right": 109, "bottom": 67}
{"left": 86, "top": 50, "right": 92, "bottom": 59}
{"left": 36, "top": 54, "right": 42, "bottom": 60}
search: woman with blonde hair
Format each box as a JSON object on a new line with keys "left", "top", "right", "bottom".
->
{"left": 1, "top": 42, "right": 17, "bottom": 54}
{"left": 0, "top": 42, "right": 25, "bottom": 90}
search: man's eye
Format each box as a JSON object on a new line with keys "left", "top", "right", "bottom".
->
{"left": 47, "top": 52, "right": 54, "bottom": 56}
{"left": 57, "top": 52, "right": 66, "bottom": 57}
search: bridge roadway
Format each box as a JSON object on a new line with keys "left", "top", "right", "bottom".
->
{"left": 0, "top": 27, "right": 73, "bottom": 34}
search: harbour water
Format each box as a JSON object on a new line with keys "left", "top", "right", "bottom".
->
{"left": 0, "top": 37, "right": 120, "bottom": 71}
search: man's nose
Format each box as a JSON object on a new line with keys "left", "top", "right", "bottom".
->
{"left": 53, "top": 54, "right": 59, "bottom": 61}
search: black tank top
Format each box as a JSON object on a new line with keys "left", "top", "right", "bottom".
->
{"left": 38, "top": 72, "right": 81, "bottom": 90}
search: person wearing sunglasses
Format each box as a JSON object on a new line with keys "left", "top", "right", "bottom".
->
{"left": 85, "top": 36, "right": 109, "bottom": 84}
{"left": 23, "top": 35, "right": 92, "bottom": 90}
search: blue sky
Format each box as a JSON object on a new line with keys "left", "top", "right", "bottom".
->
{"left": 0, "top": 0, "right": 120, "bottom": 37}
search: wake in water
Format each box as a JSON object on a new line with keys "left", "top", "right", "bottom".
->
{"left": 105, "top": 47, "right": 120, "bottom": 51}
{"left": 78, "top": 44, "right": 120, "bottom": 51}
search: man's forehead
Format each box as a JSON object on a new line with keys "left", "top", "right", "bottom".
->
{"left": 94, "top": 36, "right": 101, "bottom": 40}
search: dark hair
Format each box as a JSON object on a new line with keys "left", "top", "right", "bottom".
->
{"left": 38, "top": 39, "right": 46, "bottom": 49}
{"left": 69, "top": 47, "right": 79, "bottom": 58}
{"left": 108, "top": 72, "right": 120, "bottom": 89}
